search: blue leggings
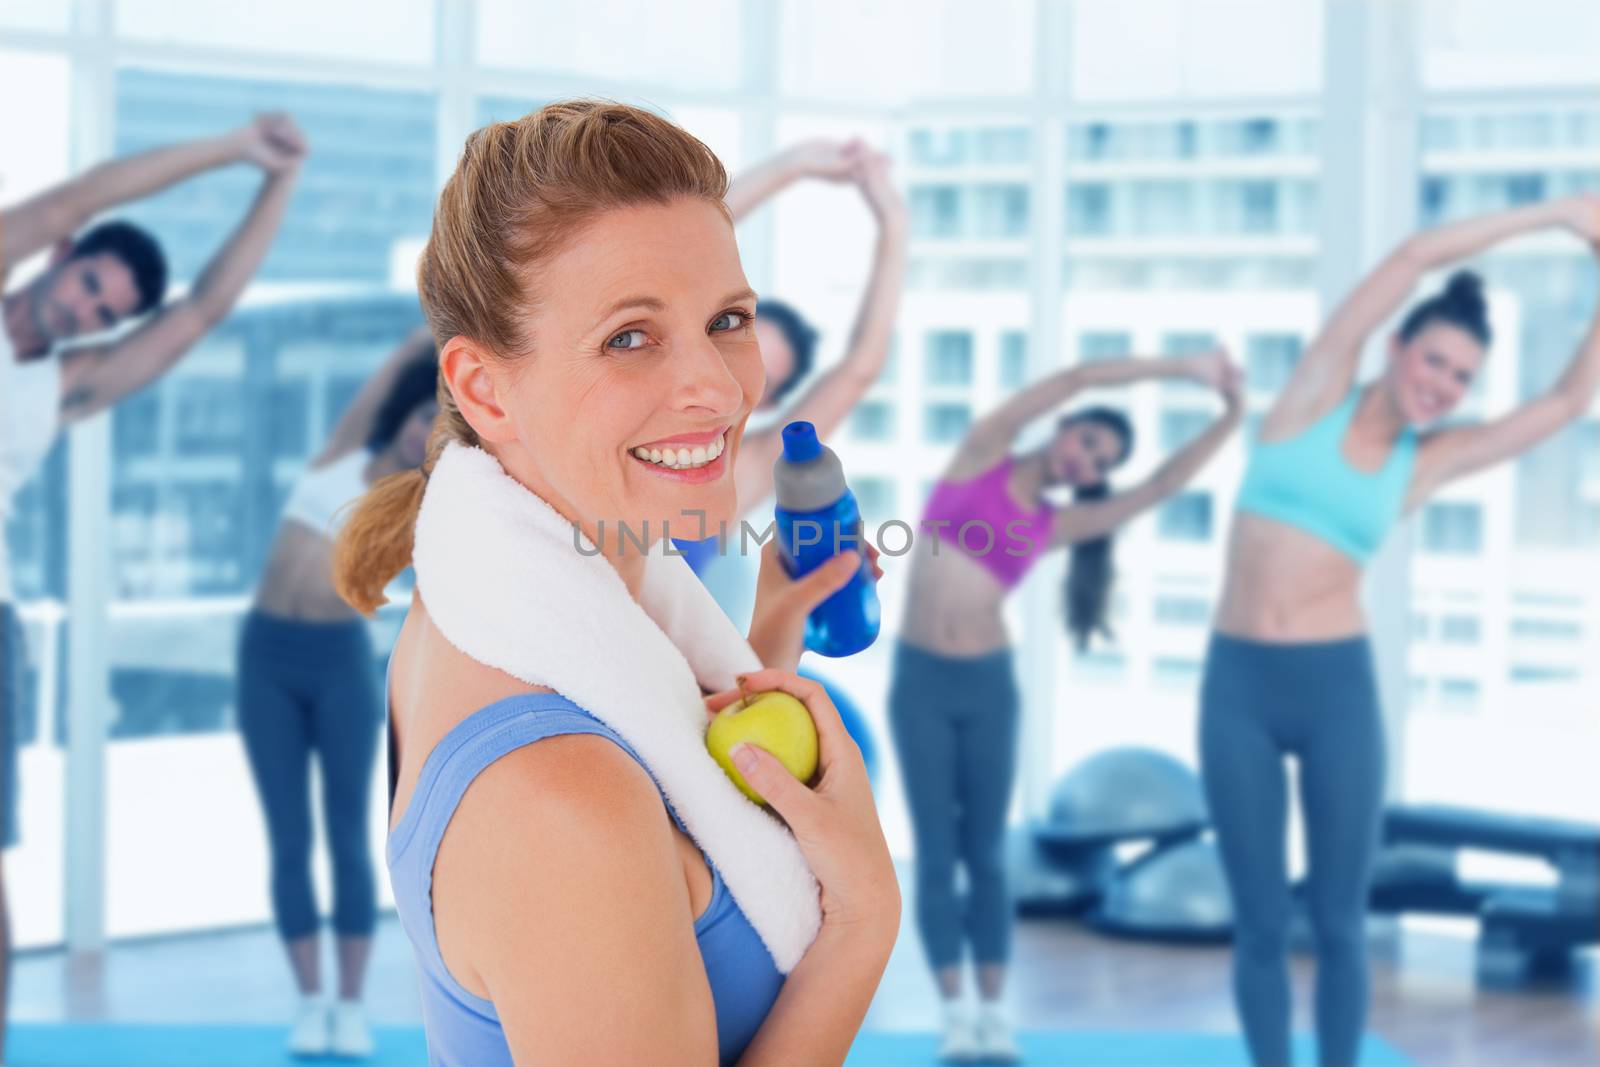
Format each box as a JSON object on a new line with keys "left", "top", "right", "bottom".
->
{"left": 1200, "top": 633, "right": 1386, "bottom": 1067}
{"left": 237, "top": 611, "right": 381, "bottom": 941}
{"left": 889, "top": 641, "right": 1020, "bottom": 971}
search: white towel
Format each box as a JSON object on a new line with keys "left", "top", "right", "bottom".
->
{"left": 410, "top": 442, "right": 822, "bottom": 972}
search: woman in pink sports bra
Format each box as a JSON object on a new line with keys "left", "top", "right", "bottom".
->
{"left": 890, "top": 347, "right": 1243, "bottom": 1061}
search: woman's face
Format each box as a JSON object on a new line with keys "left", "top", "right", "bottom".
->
{"left": 468, "top": 198, "right": 763, "bottom": 545}
{"left": 1046, "top": 418, "right": 1127, "bottom": 489}
{"left": 1385, "top": 322, "right": 1484, "bottom": 425}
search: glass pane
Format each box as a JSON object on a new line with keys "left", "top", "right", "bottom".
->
{"left": 781, "top": 0, "right": 1036, "bottom": 102}
{"left": 476, "top": 0, "right": 741, "bottom": 90}
{"left": 101, "top": 61, "right": 435, "bottom": 939}
{"left": 114, "top": 69, "right": 437, "bottom": 285}
{"left": 1422, "top": 0, "right": 1600, "bottom": 89}
{"left": 103, "top": 298, "right": 421, "bottom": 939}
{"left": 1071, "top": 0, "right": 1322, "bottom": 102}
{"left": 0, "top": 0, "right": 70, "bottom": 32}
{"left": 769, "top": 113, "right": 895, "bottom": 354}
{"left": 1408, "top": 73, "right": 1600, "bottom": 827}
{"left": 116, "top": 0, "right": 434, "bottom": 64}
{"left": 476, "top": 96, "right": 546, "bottom": 128}
{"left": 1, "top": 48, "right": 72, "bottom": 950}
{"left": 0, "top": 50, "right": 72, "bottom": 277}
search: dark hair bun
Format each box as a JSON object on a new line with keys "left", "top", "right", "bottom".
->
{"left": 1442, "top": 270, "right": 1486, "bottom": 311}
{"left": 1398, "top": 268, "right": 1492, "bottom": 347}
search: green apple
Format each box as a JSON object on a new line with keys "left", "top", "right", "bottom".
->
{"left": 705, "top": 689, "right": 819, "bottom": 805}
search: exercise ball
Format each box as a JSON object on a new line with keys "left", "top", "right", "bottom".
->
{"left": 796, "top": 666, "right": 878, "bottom": 783}
{"left": 1094, "top": 837, "right": 1233, "bottom": 941}
{"left": 1039, "top": 747, "right": 1208, "bottom": 849}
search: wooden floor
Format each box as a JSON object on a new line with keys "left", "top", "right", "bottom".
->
{"left": 14, "top": 908, "right": 1597, "bottom": 1065}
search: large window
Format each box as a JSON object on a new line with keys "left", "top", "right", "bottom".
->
{"left": 1403, "top": 0, "right": 1600, "bottom": 836}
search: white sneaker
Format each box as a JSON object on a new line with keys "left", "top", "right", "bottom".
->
{"left": 288, "top": 995, "right": 330, "bottom": 1058}
{"left": 330, "top": 998, "right": 376, "bottom": 1059}
{"left": 937, "top": 998, "right": 982, "bottom": 1063}
{"left": 975, "top": 1001, "right": 1022, "bottom": 1063}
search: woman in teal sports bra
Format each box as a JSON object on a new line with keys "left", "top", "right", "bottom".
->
{"left": 1206, "top": 193, "right": 1600, "bottom": 1067}
{"left": 331, "top": 102, "right": 900, "bottom": 1065}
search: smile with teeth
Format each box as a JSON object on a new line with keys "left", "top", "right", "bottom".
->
{"left": 631, "top": 432, "right": 727, "bottom": 470}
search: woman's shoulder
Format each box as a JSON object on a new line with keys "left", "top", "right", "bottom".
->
{"left": 452, "top": 723, "right": 668, "bottom": 857}
{"left": 429, "top": 720, "right": 690, "bottom": 1009}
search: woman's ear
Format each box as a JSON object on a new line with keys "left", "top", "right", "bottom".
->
{"left": 439, "top": 335, "right": 516, "bottom": 444}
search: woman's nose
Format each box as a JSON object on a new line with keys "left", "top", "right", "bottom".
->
{"left": 677, "top": 339, "right": 745, "bottom": 416}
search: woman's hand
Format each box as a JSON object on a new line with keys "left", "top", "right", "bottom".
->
{"left": 704, "top": 669, "right": 899, "bottom": 940}
{"left": 746, "top": 537, "right": 883, "bottom": 674}
{"left": 1183, "top": 345, "right": 1241, "bottom": 393}
{"left": 853, "top": 149, "right": 907, "bottom": 232}
{"left": 786, "top": 138, "right": 868, "bottom": 183}
{"left": 1556, "top": 193, "right": 1600, "bottom": 242}
{"left": 238, "top": 112, "right": 307, "bottom": 174}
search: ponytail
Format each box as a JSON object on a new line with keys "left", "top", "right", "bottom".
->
{"left": 332, "top": 384, "right": 477, "bottom": 614}
{"left": 1063, "top": 481, "right": 1116, "bottom": 651}
{"left": 1055, "top": 405, "right": 1132, "bottom": 651}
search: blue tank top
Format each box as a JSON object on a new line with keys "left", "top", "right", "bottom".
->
{"left": 1235, "top": 389, "right": 1418, "bottom": 563}
{"left": 386, "top": 692, "right": 785, "bottom": 1067}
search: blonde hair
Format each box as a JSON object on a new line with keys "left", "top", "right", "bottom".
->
{"left": 332, "top": 100, "right": 730, "bottom": 614}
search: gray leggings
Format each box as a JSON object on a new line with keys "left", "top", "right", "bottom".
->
{"left": 1200, "top": 632, "right": 1386, "bottom": 1067}
{"left": 237, "top": 611, "right": 381, "bottom": 942}
{"left": 889, "top": 641, "right": 1020, "bottom": 971}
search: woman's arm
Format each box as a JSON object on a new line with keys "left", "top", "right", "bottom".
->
{"left": 1268, "top": 194, "right": 1600, "bottom": 439}
{"left": 702, "top": 669, "right": 901, "bottom": 1066}
{"left": 0, "top": 113, "right": 301, "bottom": 274}
{"left": 57, "top": 157, "right": 303, "bottom": 425}
{"left": 958, "top": 349, "right": 1233, "bottom": 475}
{"left": 311, "top": 324, "right": 435, "bottom": 467}
{"left": 1050, "top": 378, "right": 1244, "bottom": 547}
{"left": 724, "top": 140, "right": 865, "bottom": 223}
{"left": 737, "top": 923, "right": 895, "bottom": 1065}
{"left": 434, "top": 735, "right": 720, "bottom": 1064}
{"left": 1408, "top": 239, "right": 1600, "bottom": 506}
{"left": 735, "top": 151, "right": 907, "bottom": 508}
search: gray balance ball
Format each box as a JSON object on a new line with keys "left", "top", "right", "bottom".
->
{"left": 1039, "top": 747, "right": 1209, "bottom": 849}
{"left": 1096, "top": 837, "right": 1234, "bottom": 941}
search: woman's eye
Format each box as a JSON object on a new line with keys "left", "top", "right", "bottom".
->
{"left": 711, "top": 311, "right": 748, "bottom": 333}
{"left": 606, "top": 329, "right": 647, "bottom": 351}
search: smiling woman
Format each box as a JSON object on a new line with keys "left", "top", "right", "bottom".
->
{"left": 329, "top": 101, "right": 899, "bottom": 1067}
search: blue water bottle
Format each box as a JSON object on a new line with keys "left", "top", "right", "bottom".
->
{"left": 773, "top": 421, "right": 881, "bottom": 657}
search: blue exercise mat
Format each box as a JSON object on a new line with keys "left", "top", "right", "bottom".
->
{"left": 844, "top": 1029, "right": 1415, "bottom": 1065}
{"left": 9, "top": 1023, "right": 1414, "bottom": 1066}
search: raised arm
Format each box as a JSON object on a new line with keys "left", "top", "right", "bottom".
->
{"left": 735, "top": 151, "right": 907, "bottom": 508}
{"left": 1269, "top": 194, "right": 1600, "bottom": 438}
{"left": 958, "top": 349, "right": 1233, "bottom": 475}
{"left": 311, "top": 324, "right": 435, "bottom": 467}
{"left": 0, "top": 114, "right": 294, "bottom": 274}
{"left": 1409, "top": 234, "right": 1600, "bottom": 506}
{"left": 1050, "top": 371, "right": 1245, "bottom": 547}
{"left": 57, "top": 119, "right": 305, "bottom": 425}
{"left": 724, "top": 139, "right": 866, "bottom": 223}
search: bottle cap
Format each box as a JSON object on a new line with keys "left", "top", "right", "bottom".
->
{"left": 781, "top": 421, "right": 822, "bottom": 463}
